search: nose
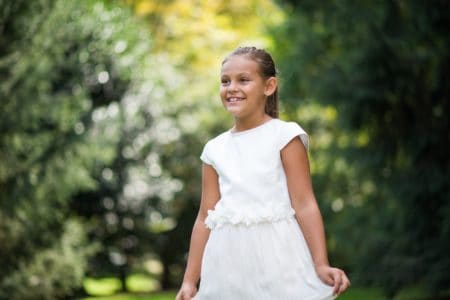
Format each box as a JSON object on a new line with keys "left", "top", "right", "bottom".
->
{"left": 227, "top": 80, "right": 238, "bottom": 92}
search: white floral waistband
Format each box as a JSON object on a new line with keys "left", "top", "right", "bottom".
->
{"left": 204, "top": 207, "right": 296, "bottom": 230}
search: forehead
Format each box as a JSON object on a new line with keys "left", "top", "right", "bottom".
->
{"left": 221, "top": 55, "right": 260, "bottom": 76}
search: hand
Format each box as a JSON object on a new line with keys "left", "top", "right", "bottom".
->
{"left": 175, "top": 282, "right": 198, "bottom": 300}
{"left": 315, "top": 265, "right": 351, "bottom": 296}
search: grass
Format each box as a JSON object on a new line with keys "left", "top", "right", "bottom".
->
{"left": 82, "top": 291, "right": 176, "bottom": 300}
{"left": 83, "top": 274, "right": 159, "bottom": 296}
{"left": 339, "top": 287, "right": 384, "bottom": 300}
{"left": 79, "top": 287, "right": 403, "bottom": 300}
{"left": 83, "top": 277, "right": 122, "bottom": 296}
{"left": 82, "top": 288, "right": 450, "bottom": 300}
{"left": 82, "top": 275, "right": 450, "bottom": 300}
{"left": 81, "top": 288, "right": 384, "bottom": 300}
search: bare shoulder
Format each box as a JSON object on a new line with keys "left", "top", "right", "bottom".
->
{"left": 280, "top": 134, "right": 315, "bottom": 208}
{"left": 202, "top": 162, "right": 219, "bottom": 181}
{"left": 281, "top": 136, "right": 309, "bottom": 168}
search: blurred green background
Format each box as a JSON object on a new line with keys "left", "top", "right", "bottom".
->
{"left": 1, "top": 0, "right": 449, "bottom": 299}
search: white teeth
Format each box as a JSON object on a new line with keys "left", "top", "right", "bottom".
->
{"left": 228, "top": 97, "right": 243, "bottom": 102}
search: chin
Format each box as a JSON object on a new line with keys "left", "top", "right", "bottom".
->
{"left": 225, "top": 106, "right": 244, "bottom": 116}
{"left": 227, "top": 111, "right": 240, "bottom": 118}
{"left": 223, "top": 104, "right": 239, "bottom": 114}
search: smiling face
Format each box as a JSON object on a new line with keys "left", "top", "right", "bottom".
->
{"left": 220, "top": 55, "right": 275, "bottom": 120}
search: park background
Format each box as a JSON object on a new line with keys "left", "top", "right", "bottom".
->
{"left": 1, "top": 0, "right": 449, "bottom": 299}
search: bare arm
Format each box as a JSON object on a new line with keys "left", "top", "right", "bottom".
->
{"left": 176, "top": 163, "right": 220, "bottom": 299}
{"left": 281, "top": 137, "right": 350, "bottom": 296}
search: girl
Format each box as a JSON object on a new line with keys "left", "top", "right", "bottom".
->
{"left": 176, "top": 47, "right": 350, "bottom": 300}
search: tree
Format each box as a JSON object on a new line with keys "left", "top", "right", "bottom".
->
{"left": 0, "top": 0, "right": 150, "bottom": 298}
{"left": 273, "top": 0, "right": 450, "bottom": 297}
{"left": 120, "top": 0, "right": 286, "bottom": 289}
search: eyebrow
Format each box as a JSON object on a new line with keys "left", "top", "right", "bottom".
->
{"left": 221, "top": 72, "right": 252, "bottom": 77}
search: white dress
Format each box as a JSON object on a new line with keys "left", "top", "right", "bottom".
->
{"left": 194, "top": 118, "right": 336, "bottom": 300}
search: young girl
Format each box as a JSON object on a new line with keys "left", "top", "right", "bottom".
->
{"left": 176, "top": 47, "right": 350, "bottom": 300}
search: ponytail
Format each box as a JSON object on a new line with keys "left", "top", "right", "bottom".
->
{"left": 265, "top": 89, "right": 278, "bottom": 118}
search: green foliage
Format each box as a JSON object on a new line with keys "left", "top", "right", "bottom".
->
{"left": 273, "top": 0, "right": 450, "bottom": 297}
{"left": 6, "top": 0, "right": 449, "bottom": 297}
{"left": 116, "top": 0, "right": 285, "bottom": 289}
{"left": 0, "top": 0, "right": 149, "bottom": 298}
{"left": 0, "top": 220, "right": 97, "bottom": 299}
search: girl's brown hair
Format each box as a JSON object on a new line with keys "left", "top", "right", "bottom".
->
{"left": 222, "top": 46, "right": 279, "bottom": 118}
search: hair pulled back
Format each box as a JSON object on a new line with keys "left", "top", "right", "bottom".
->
{"left": 222, "top": 46, "right": 279, "bottom": 118}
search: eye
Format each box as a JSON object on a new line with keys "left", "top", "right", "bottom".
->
{"left": 240, "top": 77, "right": 250, "bottom": 83}
{"left": 221, "top": 79, "right": 230, "bottom": 85}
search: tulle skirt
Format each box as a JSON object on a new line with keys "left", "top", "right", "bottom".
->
{"left": 194, "top": 216, "right": 336, "bottom": 300}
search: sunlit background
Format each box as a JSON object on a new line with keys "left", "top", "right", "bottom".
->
{"left": 1, "top": 0, "right": 449, "bottom": 299}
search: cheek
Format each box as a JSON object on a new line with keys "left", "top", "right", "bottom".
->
{"left": 245, "top": 84, "right": 263, "bottom": 98}
{"left": 219, "top": 87, "right": 226, "bottom": 99}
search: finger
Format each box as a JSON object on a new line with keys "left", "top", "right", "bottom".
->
{"left": 339, "top": 275, "right": 351, "bottom": 294}
{"left": 338, "top": 280, "right": 348, "bottom": 294}
{"left": 335, "top": 273, "right": 350, "bottom": 295}
{"left": 189, "top": 289, "right": 197, "bottom": 298}
{"left": 332, "top": 271, "right": 342, "bottom": 295}
{"left": 322, "top": 273, "right": 334, "bottom": 286}
{"left": 344, "top": 274, "right": 351, "bottom": 287}
{"left": 190, "top": 290, "right": 198, "bottom": 300}
{"left": 344, "top": 278, "right": 351, "bottom": 292}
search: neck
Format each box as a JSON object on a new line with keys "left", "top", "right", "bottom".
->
{"left": 232, "top": 113, "right": 272, "bottom": 132}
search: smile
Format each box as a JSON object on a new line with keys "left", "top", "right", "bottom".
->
{"left": 226, "top": 97, "right": 245, "bottom": 102}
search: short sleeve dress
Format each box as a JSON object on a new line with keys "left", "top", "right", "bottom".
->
{"left": 194, "top": 118, "right": 336, "bottom": 300}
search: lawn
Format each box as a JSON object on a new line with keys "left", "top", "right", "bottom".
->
{"left": 82, "top": 292, "right": 176, "bottom": 300}
{"left": 81, "top": 275, "right": 449, "bottom": 300}
{"left": 79, "top": 288, "right": 400, "bottom": 300}
{"left": 79, "top": 287, "right": 413, "bottom": 300}
{"left": 81, "top": 288, "right": 383, "bottom": 300}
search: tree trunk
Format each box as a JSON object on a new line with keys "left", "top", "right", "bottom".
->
{"left": 119, "top": 266, "right": 128, "bottom": 292}
{"left": 161, "top": 258, "right": 171, "bottom": 290}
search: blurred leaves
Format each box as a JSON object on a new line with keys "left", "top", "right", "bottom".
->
{"left": 1, "top": 0, "right": 448, "bottom": 298}
{"left": 0, "top": 220, "right": 97, "bottom": 299}
{"left": 274, "top": 0, "right": 450, "bottom": 297}
{"left": 128, "top": 0, "right": 282, "bottom": 68}
{"left": 0, "top": 0, "right": 153, "bottom": 298}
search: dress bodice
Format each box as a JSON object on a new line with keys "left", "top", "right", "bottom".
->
{"left": 200, "top": 118, "right": 309, "bottom": 229}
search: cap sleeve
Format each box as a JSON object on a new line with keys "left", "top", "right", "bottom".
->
{"left": 200, "top": 141, "right": 213, "bottom": 165}
{"left": 278, "top": 121, "right": 309, "bottom": 151}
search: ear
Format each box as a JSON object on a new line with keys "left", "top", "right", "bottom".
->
{"left": 264, "top": 77, "right": 278, "bottom": 96}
